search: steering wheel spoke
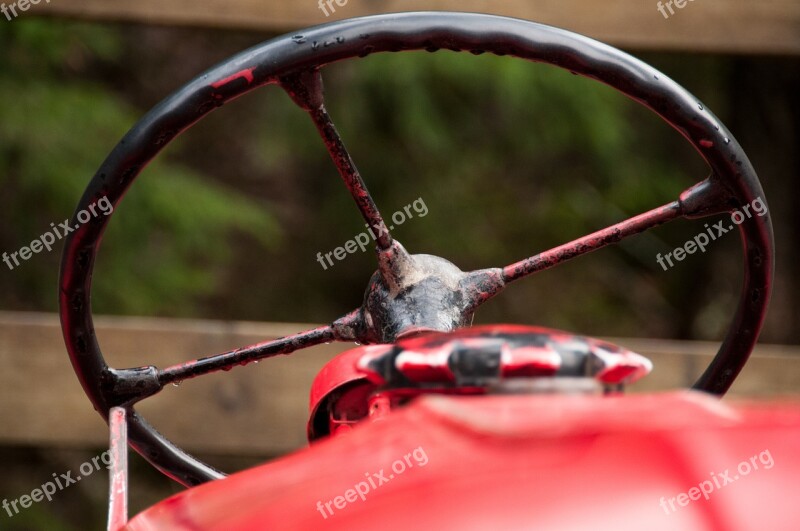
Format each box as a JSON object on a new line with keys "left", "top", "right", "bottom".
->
{"left": 502, "top": 176, "right": 741, "bottom": 284}
{"left": 280, "top": 69, "right": 393, "bottom": 250}
{"left": 157, "top": 310, "right": 364, "bottom": 386}
{"left": 503, "top": 200, "right": 683, "bottom": 283}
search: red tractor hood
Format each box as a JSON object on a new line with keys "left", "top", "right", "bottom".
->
{"left": 125, "top": 391, "right": 800, "bottom": 530}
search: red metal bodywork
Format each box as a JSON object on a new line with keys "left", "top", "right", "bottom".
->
{"left": 124, "top": 391, "right": 800, "bottom": 530}
{"left": 308, "top": 326, "right": 654, "bottom": 440}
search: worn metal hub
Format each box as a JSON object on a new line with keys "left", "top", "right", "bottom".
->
{"left": 356, "top": 241, "right": 505, "bottom": 343}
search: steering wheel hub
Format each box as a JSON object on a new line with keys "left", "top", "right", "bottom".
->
{"left": 358, "top": 240, "right": 505, "bottom": 343}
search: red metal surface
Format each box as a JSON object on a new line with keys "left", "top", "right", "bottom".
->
{"left": 308, "top": 325, "right": 653, "bottom": 441}
{"left": 307, "top": 345, "right": 389, "bottom": 440}
{"left": 210, "top": 67, "right": 256, "bottom": 89}
{"left": 357, "top": 325, "right": 653, "bottom": 386}
{"left": 123, "top": 392, "right": 800, "bottom": 530}
{"left": 309, "top": 347, "right": 378, "bottom": 415}
{"left": 108, "top": 407, "right": 128, "bottom": 531}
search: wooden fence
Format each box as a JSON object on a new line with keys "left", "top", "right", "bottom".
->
{"left": 1, "top": 311, "right": 798, "bottom": 456}
{"left": 36, "top": 1, "right": 800, "bottom": 55}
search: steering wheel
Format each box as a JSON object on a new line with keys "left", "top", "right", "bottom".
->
{"left": 59, "top": 12, "right": 773, "bottom": 487}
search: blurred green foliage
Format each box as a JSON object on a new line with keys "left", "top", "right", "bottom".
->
{"left": 0, "top": 20, "right": 279, "bottom": 315}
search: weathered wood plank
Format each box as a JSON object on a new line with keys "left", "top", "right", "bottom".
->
{"left": 33, "top": 1, "right": 800, "bottom": 55}
{"left": 0, "top": 311, "right": 798, "bottom": 457}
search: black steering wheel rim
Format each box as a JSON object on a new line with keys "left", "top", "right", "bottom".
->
{"left": 59, "top": 11, "right": 773, "bottom": 487}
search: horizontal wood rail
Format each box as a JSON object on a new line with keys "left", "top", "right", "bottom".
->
{"left": 35, "top": 1, "right": 800, "bottom": 55}
{"left": 1, "top": 311, "right": 798, "bottom": 456}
